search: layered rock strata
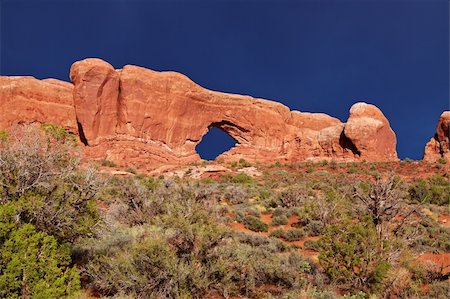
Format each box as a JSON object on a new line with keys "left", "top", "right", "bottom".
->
{"left": 0, "top": 58, "right": 398, "bottom": 171}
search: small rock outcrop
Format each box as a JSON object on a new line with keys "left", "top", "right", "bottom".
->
{"left": 423, "top": 111, "right": 450, "bottom": 162}
{"left": 0, "top": 58, "right": 399, "bottom": 172}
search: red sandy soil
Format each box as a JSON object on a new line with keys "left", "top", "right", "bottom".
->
{"left": 418, "top": 253, "right": 450, "bottom": 275}
{"left": 438, "top": 213, "right": 450, "bottom": 228}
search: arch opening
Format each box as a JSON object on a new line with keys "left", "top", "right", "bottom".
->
{"left": 196, "top": 125, "right": 239, "bottom": 161}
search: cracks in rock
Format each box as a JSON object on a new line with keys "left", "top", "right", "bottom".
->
{"left": 77, "top": 121, "right": 89, "bottom": 146}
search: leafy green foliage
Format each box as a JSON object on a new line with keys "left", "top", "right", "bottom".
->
{"left": 319, "top": 217, "right": 391, "bottom": 294}
{"left": 0, "top": 126, "right": 99, "bottom": 242}
{"left": 409, "top": 174, "right": 450, "bottom": 206}
{"left": 231, "top": 172, "right": 254, "bottom": 184}
{"left": 0, "top": 211, "right": 79, "bottom": 299}
{"left": 41, "top": 123, "right": 77, "bottom": 145}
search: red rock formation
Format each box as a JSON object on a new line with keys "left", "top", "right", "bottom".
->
{"left": 423, "top": 111, "right": 450, "bottom": 162}
{"left": 70, "top": 58, "right": 120, "bottom": 145}
{"left": 0, "top": 76, "right": 77, "bottom": 132}
{"left": 0, "top": 58, "right": 399, "bottom": 172}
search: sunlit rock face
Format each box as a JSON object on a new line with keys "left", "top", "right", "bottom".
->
{"left": 0, "top": 58, "right": 399, "bottom": 172}
{"left": 423, "top": 111, "right": 450, "bottom": 162}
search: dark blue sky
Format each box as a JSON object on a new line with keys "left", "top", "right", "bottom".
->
{"left": 1, "top": 0, "right": 449, "bottom": 160}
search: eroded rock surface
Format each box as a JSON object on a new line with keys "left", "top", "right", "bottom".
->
{"left": 0, "top": 76, "right": 77, "bottom": 132}
{"left": 0, "top": 58, "right": 399, "bottom": 172}
{"left": 423, "top": 111, "right": 450, "bottom": 162}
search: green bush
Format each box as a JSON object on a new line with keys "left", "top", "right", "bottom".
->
{"left": 271, "top": 215, "right": 289, "bottom": 226}
{"left": 303, "top": 239, "right": 320, "bottom": 251}
{"left": 347, "top": 165, "right": 358, "bottom": 174}
{"left": 409, "top": 175, "right": 450, "bottom": 205}
{"left": 100, "top": 159, "right": 117, "bottom": 167}
{"left": 318, "top": 217, "right": 390, "bottom": 294}
{"left": 232, "top": 173, "right": 254, "bottom": 184}
{"left": 0, "top": 130, "right": 8, "bottom": 142}
{"left": 269, "top": 229, "right": 285, "bottom": 238}
{"left": 272, "top": 207, "right": 287, "bottom": 218}
{"left": 305, "top": 220, "right": 324, "bottom": 236}
{"left": 243, "top": 215, "right": 269, "bottom": 232}
{"left": 41, "top": 123, "right": 77, "bottom": 145}
{"left": 80, "top": 204, "right": 309, "bottom": 298}
{"left": 283, "top": 228, "right": 305, "bottom": 241}
{"left": 0, "top": 126, "right": 99, "bottom": 242}
{"left": 0, "top": 217, "right": 80, "bottom": 298}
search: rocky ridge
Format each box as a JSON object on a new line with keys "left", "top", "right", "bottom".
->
{"left": 0, "top": 58, "right": 400, "bottom": 172}
{"left": 423, "top": 111, "right": 450, "bottom": 162}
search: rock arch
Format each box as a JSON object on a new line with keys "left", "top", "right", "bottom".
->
{"left": 0, "top": 58, "right": 399, "bottom": 172}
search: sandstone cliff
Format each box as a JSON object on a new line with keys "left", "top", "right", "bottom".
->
{"left": 0, "top": 58, "right": 399, "bottom": 171}
{"left": 423, "top": 111, "right": 450, "bottom": 162}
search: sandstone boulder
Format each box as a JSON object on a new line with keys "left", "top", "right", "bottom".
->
{"left": 343, "top": 102, "right": 397, "bottom": 161}
{"left": 423, "top": 111, "right": 450, "bottom": 162}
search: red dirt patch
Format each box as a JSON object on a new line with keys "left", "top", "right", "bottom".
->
{"left": 438, "top": 214, "right": 450, "bottom": 228}
{"left": 418, "top": 253, "right": 450, "bottom": 275}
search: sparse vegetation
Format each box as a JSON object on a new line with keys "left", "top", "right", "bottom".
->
{"left": 0, "top": 123, "right": 449, "bottom": 298}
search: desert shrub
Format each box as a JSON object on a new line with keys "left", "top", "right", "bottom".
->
{"left": 283, "top": 228, "right": 305, "bottom": 241}
{"left": 0, "top": 125, "right": 99, "bottom": 242}
{"left": 269, "top": 229, "right": 285, "bottom": 238}
{"left": 81, "top": 204, "right": 308, "bottom": 298}
{"left": 426, "top": 280, "right": 450, "bottom": 299}
{"left": 318, "top": 217, "right": 391, "bottom": 294}
{"left": 231, "top": 172, "right": 254, "bottom": 184}
{"left": 0, "top": 208, "right": 80, "bottom": 298}
{"left": 271, "top": 215, "right": 289, "bottom": 226}
{"left": 245, "top": 207, "right": 261, "bottom": 218}
{"left": 258, "top": 189, "right": 272, "bottom": 200}
{"left": 40, "top": 123, "right": 77, "bottom": 144}
{"left": 272, "top": 207, "right": 287, "bottom": 218}
{"left": 0, "top": 125, "right": 79, "bottom": 200}
{"left": 408, "top": 174, "right": 450, "bottom": 206}
{"left": 409, "top": 217, "right": 450, "bottom": 252}
{"left": 100, "top": 159, "right": 117, "bottom": 167}
{"left": 0, "top": 130, "right": 8, "bottom": 142}
{"left": 274, "top": 185, "right": 308, "bottom": 208}
{"left": 243, "top": 215, "right": 268, "bottom": 232}
{"left": 84, "top": 232, "right": 195, "bottom": 298}
{"left": 211, "top": 243, "right": 310, "bottom": 295}
{"left": 347, "top": 164, "right": 358, "bottom": 174}
{"left": 238, "top": 158, "right": 252, "bottom": 168}
{"left": 306, "top": 165, "right": 315, "bottom": 173}
{"left": 329, "top": 160, "right": 338, "bottom": 169}
{"left": 303, "top": 239, "right": 321, "bottom": 251}
{"left": 224, "top": 185, "right": 248, "bottom": 204}
{"left": 304, "top": 220, "right": 324, "bottom": 236}
{"left": 437, "top": 157, "right": 447, "bottom": 164}
{"left": 236, "top": 233, "right": 289, "bottom": 253}
{"left": 194, "top": 183, "right": 221, "bottom": 202}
